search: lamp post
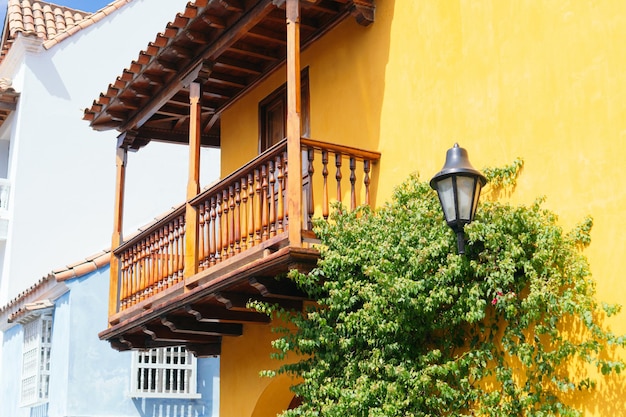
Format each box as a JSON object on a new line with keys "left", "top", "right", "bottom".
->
{"left": 430, "top": 144, "right": 486, "bottom": 254}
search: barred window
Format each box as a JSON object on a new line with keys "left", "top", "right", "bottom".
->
{"left": 20, "top": 313, "right": 52, "bottom": 407}
{"left": 130, "top": 346, "right": 200, "bottom": 398}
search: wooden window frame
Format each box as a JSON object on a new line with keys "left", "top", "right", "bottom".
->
{"left": 258, "top": 67, "right": 310, "bottom": 153}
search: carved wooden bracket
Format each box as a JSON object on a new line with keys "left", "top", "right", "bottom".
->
{"left": 351, "top": 0, "right": 375, "bottom": 26}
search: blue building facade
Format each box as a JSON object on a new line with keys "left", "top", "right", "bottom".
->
{"left": 0, "top": 263, "right": 220, "bottom": 417}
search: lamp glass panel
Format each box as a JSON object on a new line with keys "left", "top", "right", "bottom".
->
{"left": 471, "top": 181, "right": 482, "bottom": 219}
{"left": 456, "top": 176, "right": 476, "bottom": 221}
{"left": 436, "top": 177, "right": 456, "bottom": 222}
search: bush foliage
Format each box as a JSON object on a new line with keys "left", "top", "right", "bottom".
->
{"left": 255, "top": 170, "right": 625, "bottom": 417}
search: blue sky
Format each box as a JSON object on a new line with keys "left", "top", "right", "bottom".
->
{"left": 0, "top": 0, "right": 112, "bottom": 32}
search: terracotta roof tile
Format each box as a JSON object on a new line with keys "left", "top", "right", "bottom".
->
{"left": 52, "top": 249, "right": 111, "bottom": 282}
{"left": 0, "top": 0, "right": 133, "bottom": 64}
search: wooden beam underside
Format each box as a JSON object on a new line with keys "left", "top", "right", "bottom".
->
{"left": 85, "top": 0, "right": 375, "bottom": 150}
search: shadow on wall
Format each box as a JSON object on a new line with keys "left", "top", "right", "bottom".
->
{"left": 132, "top": 398, "right": 208, "bottom": 417}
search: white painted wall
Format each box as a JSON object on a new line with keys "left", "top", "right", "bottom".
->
{"left": 0, "top": 0, "right": 220, "bottom": 304}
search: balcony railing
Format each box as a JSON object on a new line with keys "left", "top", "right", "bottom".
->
{"left": 113, "top": 139, "right": 380, "bottom": 313}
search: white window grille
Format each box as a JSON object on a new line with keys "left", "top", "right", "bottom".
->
{"left": 20, "top": 313, "right": 52, "bottom": 407}
{"left": 130, "top": 346, "right": 201, "bottom": 398}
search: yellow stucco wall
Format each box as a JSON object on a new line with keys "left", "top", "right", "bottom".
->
{"left": 219, "top": 1, "right": 626, "bottom": 415}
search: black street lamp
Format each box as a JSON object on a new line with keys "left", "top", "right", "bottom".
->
{"left": 430, "top": 144, "right": 487, "bottom": 254}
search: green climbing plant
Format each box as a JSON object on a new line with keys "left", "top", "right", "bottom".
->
{"left": 252, "top": 165, "right": 625, "bottom": 417}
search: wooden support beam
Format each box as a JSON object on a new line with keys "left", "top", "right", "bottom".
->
{"left": 161, "top": 316, "right": 243, "bottom": 336}
{"left": 286, "top": 0, "right": 303, "bottom": 248}
{"left": 184, "top": 81, "right": 204, "bottom": 280}
{"left": 108, "top": 147, "right": 126, "bottom": 321}
{"left": 142, "top": 324, "right": 221, "bottom": 344}
{"left": 216, "top": 291, "right": 303, "bottom": 311}
{"left": 185, "top": 303, "right": 271, "bottom": 323}
{"left": 248, "top": 276, "right": 308, "bottom": 299}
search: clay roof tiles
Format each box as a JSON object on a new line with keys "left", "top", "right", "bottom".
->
{"left": 0, "top": 0, "right": 132, "bottom": 64}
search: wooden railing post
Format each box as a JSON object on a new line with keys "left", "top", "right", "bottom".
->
{"left": 109, "top": 146, "right": 126, "bottom": 319}
{"left": 184, "top": 81, "right": 202, "bottom": 279}
{"left": 286, "top": 0, "right": 302, "bottom": 247}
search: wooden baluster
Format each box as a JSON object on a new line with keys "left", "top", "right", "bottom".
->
{"left": 131, "top": 246, "right": 138, "bottom": 306}
{"left": 276, "top": 155, "right": 284, "bottom": 233}
{"left": 222, "top": 189, "right": 229, "bottom": 260}
{"left": 127, "top": 250, "right": 133, "bottom": 306}
{"left": 247, "top": 173, "right": 255, "bottom": 247}
{"left": 283, "top": 151, "right": 289, "bottom": 228}
{"left": 132, "top": 245, "right": 139, "bottom": 305}
{"left": 254, "top": 169, "right": 262, "bottom": 244}
{"left": 200, "top": 201, "right": 207, "bottom": 269}
{"left": 229, "top": 186, "right": 236, "bottom": 256}
{"left": 335, "top": 152, "right": 342, "bottom": 204}
{"left": 167, "top": 222, "right": 175, "bottom": 288}
{"left": 138, "top": 240, "right": 145, "bottom": 302}
{"left": 203, "top": 200, "right": 210, "bottom": 268}
{"left": 149, "top": 234, "right": 157, "bottom": 296}
{"left": 178, "top": 216, "right": 185, "bottom": 281}
{"left": 240, "top": 177, "right": 248, "bottom": 251}
{"left": 173, "top": 219, "right": 180, "bottom": 284}
{"left": 198, "top": 202, "right": 206, "bottom": 271}
{"left": 209, "top": 196, "right": 217, "bottom": 266}
{"left": 158, "top": 228, "right": 166, "bottom": 292}
{"left": 322, "top": 149, "right": 329, "bottom": 220}
{"left": 152, "top": 234, "right": 158, "bottom": 293}
{"left": 143, "top": 239, "right": 150, "bottom": 299}
{"left": 268, "top": 159, "right": 276, "bottom": 238}
{"left": 124, "top": 249, "right": 130, "bottom": 307}
{"left": 120, "top": 251, "right": 128, "bottom": 309}
{"left": 161, "top": 226, "right": 168, "bottom": 291}
{"left": 350, "top": 156, "right": 357, "bottom": 211}
{"left": 146, "top": 238, "right": 153, "bottom": 297}
{"left": 124, "top": 250, "right": 131, "bottom": 308}
{"left": 148, "top": 236, "right": 159, "bottom": 297}
{"left": 215, "top": 193, "right": 222, "bottom": 263}
{"left": 363, "top": 160, "right": 371, "bottom": 206}
{"left": 261, "top": 164, "right": 269, "bottom": 241}
{"left": 125, "top": 250, "right": 132, "bottom": 307}
{"left": 307, "top": 147, "right": 315, "bottom": 230}
{"left": 234, "top": 182, "right": 241, "bottom": 253}
{"left": 145, "top": 238, "right": 153, "bottom": 299}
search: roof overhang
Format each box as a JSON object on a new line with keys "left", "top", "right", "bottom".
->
{"left": 0, "top": 78, "right": 19, "bottom": 129}
{"left": 83, "top": 0, "right": 375, "bottom": 150}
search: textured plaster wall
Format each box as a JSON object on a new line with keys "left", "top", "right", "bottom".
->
{"left": 219, "top": 0, "right": 626, "bottom": 415}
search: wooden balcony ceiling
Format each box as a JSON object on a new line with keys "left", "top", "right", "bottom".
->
{"left": 83, "top": 0, "right": 375, "bottom": 150}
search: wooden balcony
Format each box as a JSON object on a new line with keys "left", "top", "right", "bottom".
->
{"left": 86, "top": 0, "right": 378, "bottom": 355}
{"left": 101, "top": 138, "right": 380, "bottom": 355}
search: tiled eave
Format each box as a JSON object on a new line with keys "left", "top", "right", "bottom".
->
{"left": 0, "top": 250, "right": 110, "bottom": 330}
{"left": 0, "top": 275, "right": 66, "bottom": 330}
{"left": 83, "top": 0, "right": 375, "bottom": 150}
